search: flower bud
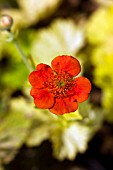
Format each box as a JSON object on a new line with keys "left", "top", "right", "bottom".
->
{"left": 0, "top": 15, "right": 13, "bottom": 31}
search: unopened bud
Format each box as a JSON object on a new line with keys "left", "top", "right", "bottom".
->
{"left": 0, "top": 15, "right": 13, "bottom": 31}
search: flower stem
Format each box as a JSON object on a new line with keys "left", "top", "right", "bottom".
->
{"left": 13, "top": 38, "right": 33, "bottom": 72}
{"left": 28, "top": 54, "right": 36, "bottom": 69}
{"left": 5, "top": 30, "right": 33, "bottom": 72}
{"left": 0, "top": 15, "right": 33, "bottom": 71}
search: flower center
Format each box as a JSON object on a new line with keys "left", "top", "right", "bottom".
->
{"left": 45, "top": 72, "right": 75, "bottom": 98}
{"left": 57, "top": 81, "right": 66, "bottom": 87}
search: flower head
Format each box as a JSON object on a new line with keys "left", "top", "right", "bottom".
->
{"left": 29, "top": 55, "right": 91, "bottom": 115}
{"left": 0, "top": 15, "right": 13, "bottom": 31}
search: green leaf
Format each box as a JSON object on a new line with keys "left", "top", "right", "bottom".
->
{"left": 31, "top": 19, "right": 84, "bottom": 65}
{"left": 0, "top": 98, "right": 32, "bottom": 164}
{"left": 91, "top": 46, "right": 113, "bottom": 88}
{"left": 89, "top": 33, "right": 113, "bottom": 117}
{"left": 49, "top": 125, "right": 63, "bottom": 159}
{"left": 26, "top": 123, "right": 50, "bottom": 146}
{"left": 62, "top": 110, "right": 82, "bottom": 121}
{"left": 85, "top": 5, "right": 113, "bottom": 118}
{"left": 86, "top": 6, "right": 113, "bottom": 44}
{"left": 19, "top": 0, "right": 62, "bottom": 25}
{"left": 25, "top": 107, "right": 91, "bottom": 161}
{"left": 26, "top": 109, "right": 57, "bottom": 146}
{"left": 0, "top": 113, "right": 30, "bottom": 149}
{"left": 50, "top": 122, "right": 91, "bottom": 160}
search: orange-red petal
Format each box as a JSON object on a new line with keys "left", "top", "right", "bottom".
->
{"left": 51, "top": 55, "right": 81, "bottom": 76}
{"left": 49, "top": 97, "right": 78, "bottom": 115}
{"left": 29, "top": 63, "right": 53, "bottom": 88}
{"left": 71, "top": 92, "right": 89, "bottom": 103}
{"left": 72, "top": 77, "right": 91, "bottom": 102}
{"left": 74, "top": 77, "right": 92, "bottom": 93}
{"left": 30, "top": 88, "right": 54, "bottom": 109}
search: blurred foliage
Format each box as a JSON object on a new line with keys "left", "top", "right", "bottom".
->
{"left": 0, "top": 100, "right": 31, "bottom": 164}
{"left": 26, "top": 108, "right": 86, "bottom": 160}
{"left": 0, "top": 0, "right": 62, "bottom": 30}
{"left": 86, "top": 5, "right": 113, "bottom": 121}
{"left": 94, "top": 0, "right": 113, "bottom": 7}
{"left": 31, "top": 19, "right": 84, "bottom": 65}
{"left": 0, "top": 0, "right": 113, "bottom": 169}
{"left": 86, "top": 6, "right": 113, "bottom": 44}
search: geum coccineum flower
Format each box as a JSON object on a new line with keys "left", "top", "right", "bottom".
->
{"left": 29, "top": 55, "right": 91, "bottom": 115}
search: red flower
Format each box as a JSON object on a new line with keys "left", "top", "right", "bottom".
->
{"left": 29, "top": 55, "right": 91, "bottom": 115}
